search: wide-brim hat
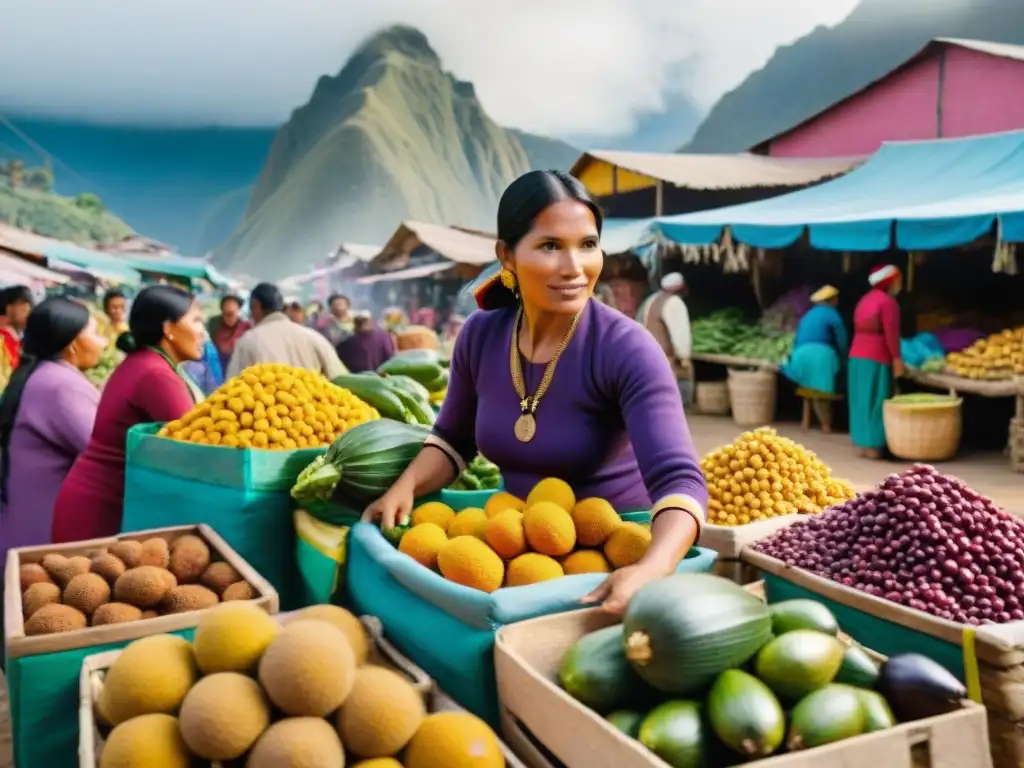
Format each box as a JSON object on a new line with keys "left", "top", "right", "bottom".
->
{"left": 810, "top": 285, "right": 838, "bottom": 303}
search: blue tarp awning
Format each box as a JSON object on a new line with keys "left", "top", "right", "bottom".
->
{"left": 42, "top": 242, "right": 142, "bottom": 286}
{"left": 649, "top": 130, "right": 1024, "bottom": 252}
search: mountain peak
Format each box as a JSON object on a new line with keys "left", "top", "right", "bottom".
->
{"left": 353, "top": 25, "right": 440, "bottom": 65}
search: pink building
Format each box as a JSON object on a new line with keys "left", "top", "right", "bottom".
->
{"left": 754, "top": 38, "right": 1024, "bottom": 158}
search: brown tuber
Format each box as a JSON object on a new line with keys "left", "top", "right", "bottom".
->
{"left": 222, "top": 581, "right": 256, "bottom": 602}
{"left": 91, "top": 553, "right": 127, "bottom": 585}
{"left": 139, "top": 538, "right": 170, "bottom": 568}
{"left": 63, "top": 573, "right": 111, "bottom": 615}
{"left": 25, "top": 604, "right": 87, "bottom": 635}
{"left": 169, "top": 535, "right": 211, "bottom": 583}
{"left": 108, "top": 540, "right": 143, "bottom": 568}
{"left": 22, "top": 582, "right": 61, "bottom": 618}
{"left": 19, "top": 563, "right": 52, "bottom": 591}
{"left": 200, "top": 561, "right": 241, "bottom": 596}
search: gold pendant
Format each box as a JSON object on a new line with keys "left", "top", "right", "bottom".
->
{"left": 514, "top": 413, "right": 537, "bottom": 443}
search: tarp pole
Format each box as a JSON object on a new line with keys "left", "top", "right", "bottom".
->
{"left": 655, "top": 180, "right": 664, "bottom": 216}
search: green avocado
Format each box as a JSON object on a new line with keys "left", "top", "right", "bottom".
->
{"left": 559, "top": 626, "right": 645, "bottom": 714}
{"left": 638, "top": 701, "right": 708, "bottom": 768}
{"left": 834, "top": 643, "right": 881, "bottom": 689}
{"left": 707, "top": 669, "right": 785, "bottom": 759}
{"left": 856, "top": 689, "right": 896, "bottom": 733}
{"left": 769, "top": 599, "right": 839, "bottom": 636}
{"left": 754, "top": 630, "right": 846, "bottom": 702}
{"left": 606, "top": 710, "right": 645, "bottom": 739}
{"left": 787, "top": 684, "right": 867, "bottom": 751}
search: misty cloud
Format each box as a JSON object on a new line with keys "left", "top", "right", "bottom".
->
{"left": 0, "top": 0, "right": 858, "bottom": 137}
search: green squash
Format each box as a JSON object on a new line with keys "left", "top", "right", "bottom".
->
{"left": 293, "top": 420, "right": 430, "bottom": 508}
{"left": 383, "top": 374, "right": 432, "bottom": 403}
{"left": 606, "top": 710, "right": 645, "bottom": 739}
{"left": 856, "top": 689, "right": 896, "bottom": 733}
{"left": 378, "top": 350, "right": 444, "bottom": 385}
{"left": 754, "top": 630, "right": 845, "bottom": 702}
{"left": 332, "top": 374, "right": 409, "bottom": 422}
{"left": 786, "top": 684, "right": 867, "bottom": 751}
{"left": 707, "top": 670, "right": 785, "bottom": 759}
{"left": 638, "top": 701, "right": 709, "bottom": 768}
{"left": 769, "top": 599, "right": 839, "bottom": 636}
{"left": 834, "top": 643, "right": 881, "bottom": 689}
{"left": 559, "top": 626, "right": 647, "bottom": 714}
{"left": 623, "top": 574, "right": 772, "bottom": 694}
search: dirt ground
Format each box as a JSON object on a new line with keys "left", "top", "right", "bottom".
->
{"left": 0, "top": 415, "right": 1015, "bottom": 768}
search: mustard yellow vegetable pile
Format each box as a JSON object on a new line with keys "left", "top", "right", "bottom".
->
{"left": 702, "top": 428, "right": 855, "bottom": 526}
{"left": 159, "top": 363, "right": 379, "bottom": 449}
{"left": 394, "top": 478, "right": 651, "bottom": 593}
{"left": 945, "top": 326, "right": 1024, "bottom": 379}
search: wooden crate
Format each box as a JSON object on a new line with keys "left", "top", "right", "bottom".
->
{"left": 700, "top": 517, "right": 803, "bottom": 584}
{"left": 495, "top": 607, "right": 992, "bottom": 768}
{"left": 80, "top": 615, "right": 525, "bottom": 767}
{"left": 743, "top": 547, "right": 1024, "bottom": 767}
{"left": 5, "top": 524, "right": 278, "bottom": 660}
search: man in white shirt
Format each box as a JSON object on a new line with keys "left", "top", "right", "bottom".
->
{"left": 637, "top": 272, "right": 694, "bottom": 405}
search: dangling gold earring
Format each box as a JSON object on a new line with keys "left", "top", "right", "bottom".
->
{"left": 500, "top": 268, "right": 518, "bottom": 296}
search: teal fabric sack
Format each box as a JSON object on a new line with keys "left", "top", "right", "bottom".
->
{"left": 122, "top": 423, "right": 324, "bottom": 608}
{"left": 6, "top": 628, "right": 195, "bottom": 767}
{"left": 346, "top": 522, "right": 718, "bottom": 725}
{"left": 439, "top": 486, "right": 501, "bottom": 511}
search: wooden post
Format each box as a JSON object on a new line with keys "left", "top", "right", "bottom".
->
{"left": 907, "top": 252, "right": 916, "bottom": 292}
{"left": 655, "top": 180, "right": 664, "bottom": 217}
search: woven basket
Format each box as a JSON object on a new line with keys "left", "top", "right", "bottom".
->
{"left": 695, "top": 381, "right": 730, "bottom": 415}
{"left": 726, "top": 369, "right": 777, "bottom": 426}
{"left": 396, "top": 325, "right": 439, "bottom": 351}
{"left": 883, "top": 396, "right": 963, "bottom": 461}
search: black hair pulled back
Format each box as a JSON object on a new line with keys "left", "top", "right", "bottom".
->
{"left": 119, "top": 284, "right": 194, "bottom": 354}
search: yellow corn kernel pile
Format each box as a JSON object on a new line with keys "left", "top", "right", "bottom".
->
{"left": 158, "top": 363, "right": 379, "bottom": 449}
{"left": 701, "top": 427, "right": 855, "bottom": 526}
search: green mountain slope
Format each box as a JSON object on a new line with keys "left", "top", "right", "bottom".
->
{"left": 0, "top": 183, "right": 132, "bottom": 244}
{"left": 686, "top": 0, "right": 1024, "bottom": 153}
{"left": 213, "top": 26, "right": 578, "bottom": 278}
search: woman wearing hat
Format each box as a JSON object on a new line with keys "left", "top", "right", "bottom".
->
{"left": 363, "top": 170, "right": 707, "bottom": 615}
{"left": 849, "top": 265, "right": 904, "bottom": 459}
{"left": 782, "top": 285, "right": 847, "bottom": 433}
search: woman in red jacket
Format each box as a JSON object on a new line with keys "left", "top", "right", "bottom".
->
{"left": 52, "top": 285, "right": 205, "bottom": 542}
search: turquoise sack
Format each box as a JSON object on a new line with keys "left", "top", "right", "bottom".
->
{"left": 122, "top": 423, "right": 324, "bottom": 608}
{"left": 346, "top": 522, "right": 718, "bottom": 725}
{"left": 7, "top": 629, "right": 194, "bottom": 767}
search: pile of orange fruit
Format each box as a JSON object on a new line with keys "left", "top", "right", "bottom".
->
{"left": 393, "top": 478, "right": 652, "bottom": 593}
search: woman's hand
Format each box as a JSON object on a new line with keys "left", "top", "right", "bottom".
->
{"left": 893, "top": 358, "right": 906, "bottom": 379}
{"left": 580, "top": 560, "right": 671, "bottom": 616}
{"left": 361, "top": 477, "right": 415, "bottom": 529}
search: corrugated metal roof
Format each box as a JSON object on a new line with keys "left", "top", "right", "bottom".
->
{"left": 937, "top": 38, "right": 1024, "bottom": 63}
{"left": 0, "top": 223, "right": 54, "bottom": 258}
{"left": 753, "top": 38, "right": 1024, "bottom": 151}
{"left": 355, "top": 262, "right": 453, "bottom": 284}
{"left": 376, "top": 221, "right": 496, "bottom": 268}
{"left": 571, "top": 151, "right": 862, "bottom": 196}
{"left": 0, "top": 248, "right": 70, "bottom": 284}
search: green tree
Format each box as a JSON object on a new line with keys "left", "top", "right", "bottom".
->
{"left": 74, "top": 192, "right": 105, "bottom": 212}
{"left": 24, "top": 166, "right": 54, "bottom": 192}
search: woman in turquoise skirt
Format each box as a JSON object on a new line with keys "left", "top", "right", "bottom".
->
{"left": 848, "top": 265, "right": 904, "bottom": 458}
{"left": 782, "top": 285, "right": 848, "bottom": 433}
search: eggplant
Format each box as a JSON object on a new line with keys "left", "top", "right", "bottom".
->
{"left": 876, "top": 653, "right": 966, "bottom": 722}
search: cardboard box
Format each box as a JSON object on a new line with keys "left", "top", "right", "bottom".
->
{"left": 494, "top": 606, "right": 993, "bottom": 768}
{"left": 80, "top": 614, "right": 525, "bottom": 767}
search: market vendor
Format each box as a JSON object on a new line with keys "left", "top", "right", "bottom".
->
{"left": 51, "top": 285, "right": 205, "bottom": 542}
{"left": 849, "top": 265, "right": 904, "bottom": 460}
{"left": 637, "top": 272, "right": 693, "bottom": 405}
{"left": 363, "top": 170, "right": 708, "bottom": 614}
{"left": 782, "top": 285, "right": 848, "bottom": 434}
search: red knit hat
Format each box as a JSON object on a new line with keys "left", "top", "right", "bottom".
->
{"left": 868, "top": 264, "right": 901, "bottom": 292}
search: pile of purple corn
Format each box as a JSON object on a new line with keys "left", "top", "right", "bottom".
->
{"left": 754, "top": 464, "right": 1024, "bottom": 625}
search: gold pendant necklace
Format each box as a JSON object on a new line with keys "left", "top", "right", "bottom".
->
{"left": 509, "top": 304, "right": 583, "bottom": 443}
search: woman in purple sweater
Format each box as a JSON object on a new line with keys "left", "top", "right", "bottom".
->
{"left": 0, "top": 298, "right": 106, "bottom": 550}
{"left": 364, "top": 170, "right": 707, "bottom": 614}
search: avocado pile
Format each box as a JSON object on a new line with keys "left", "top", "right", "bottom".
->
{"left": 559, "top": 574, "right": 968, "bottom": 767}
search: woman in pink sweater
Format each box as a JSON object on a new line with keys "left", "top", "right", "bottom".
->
{"left": 848, "top": 264, "right": 904, "bottom": 459}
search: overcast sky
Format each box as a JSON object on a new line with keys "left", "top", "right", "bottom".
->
{"left": 0, "top": 0, "right": 860, "bottom": 137}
